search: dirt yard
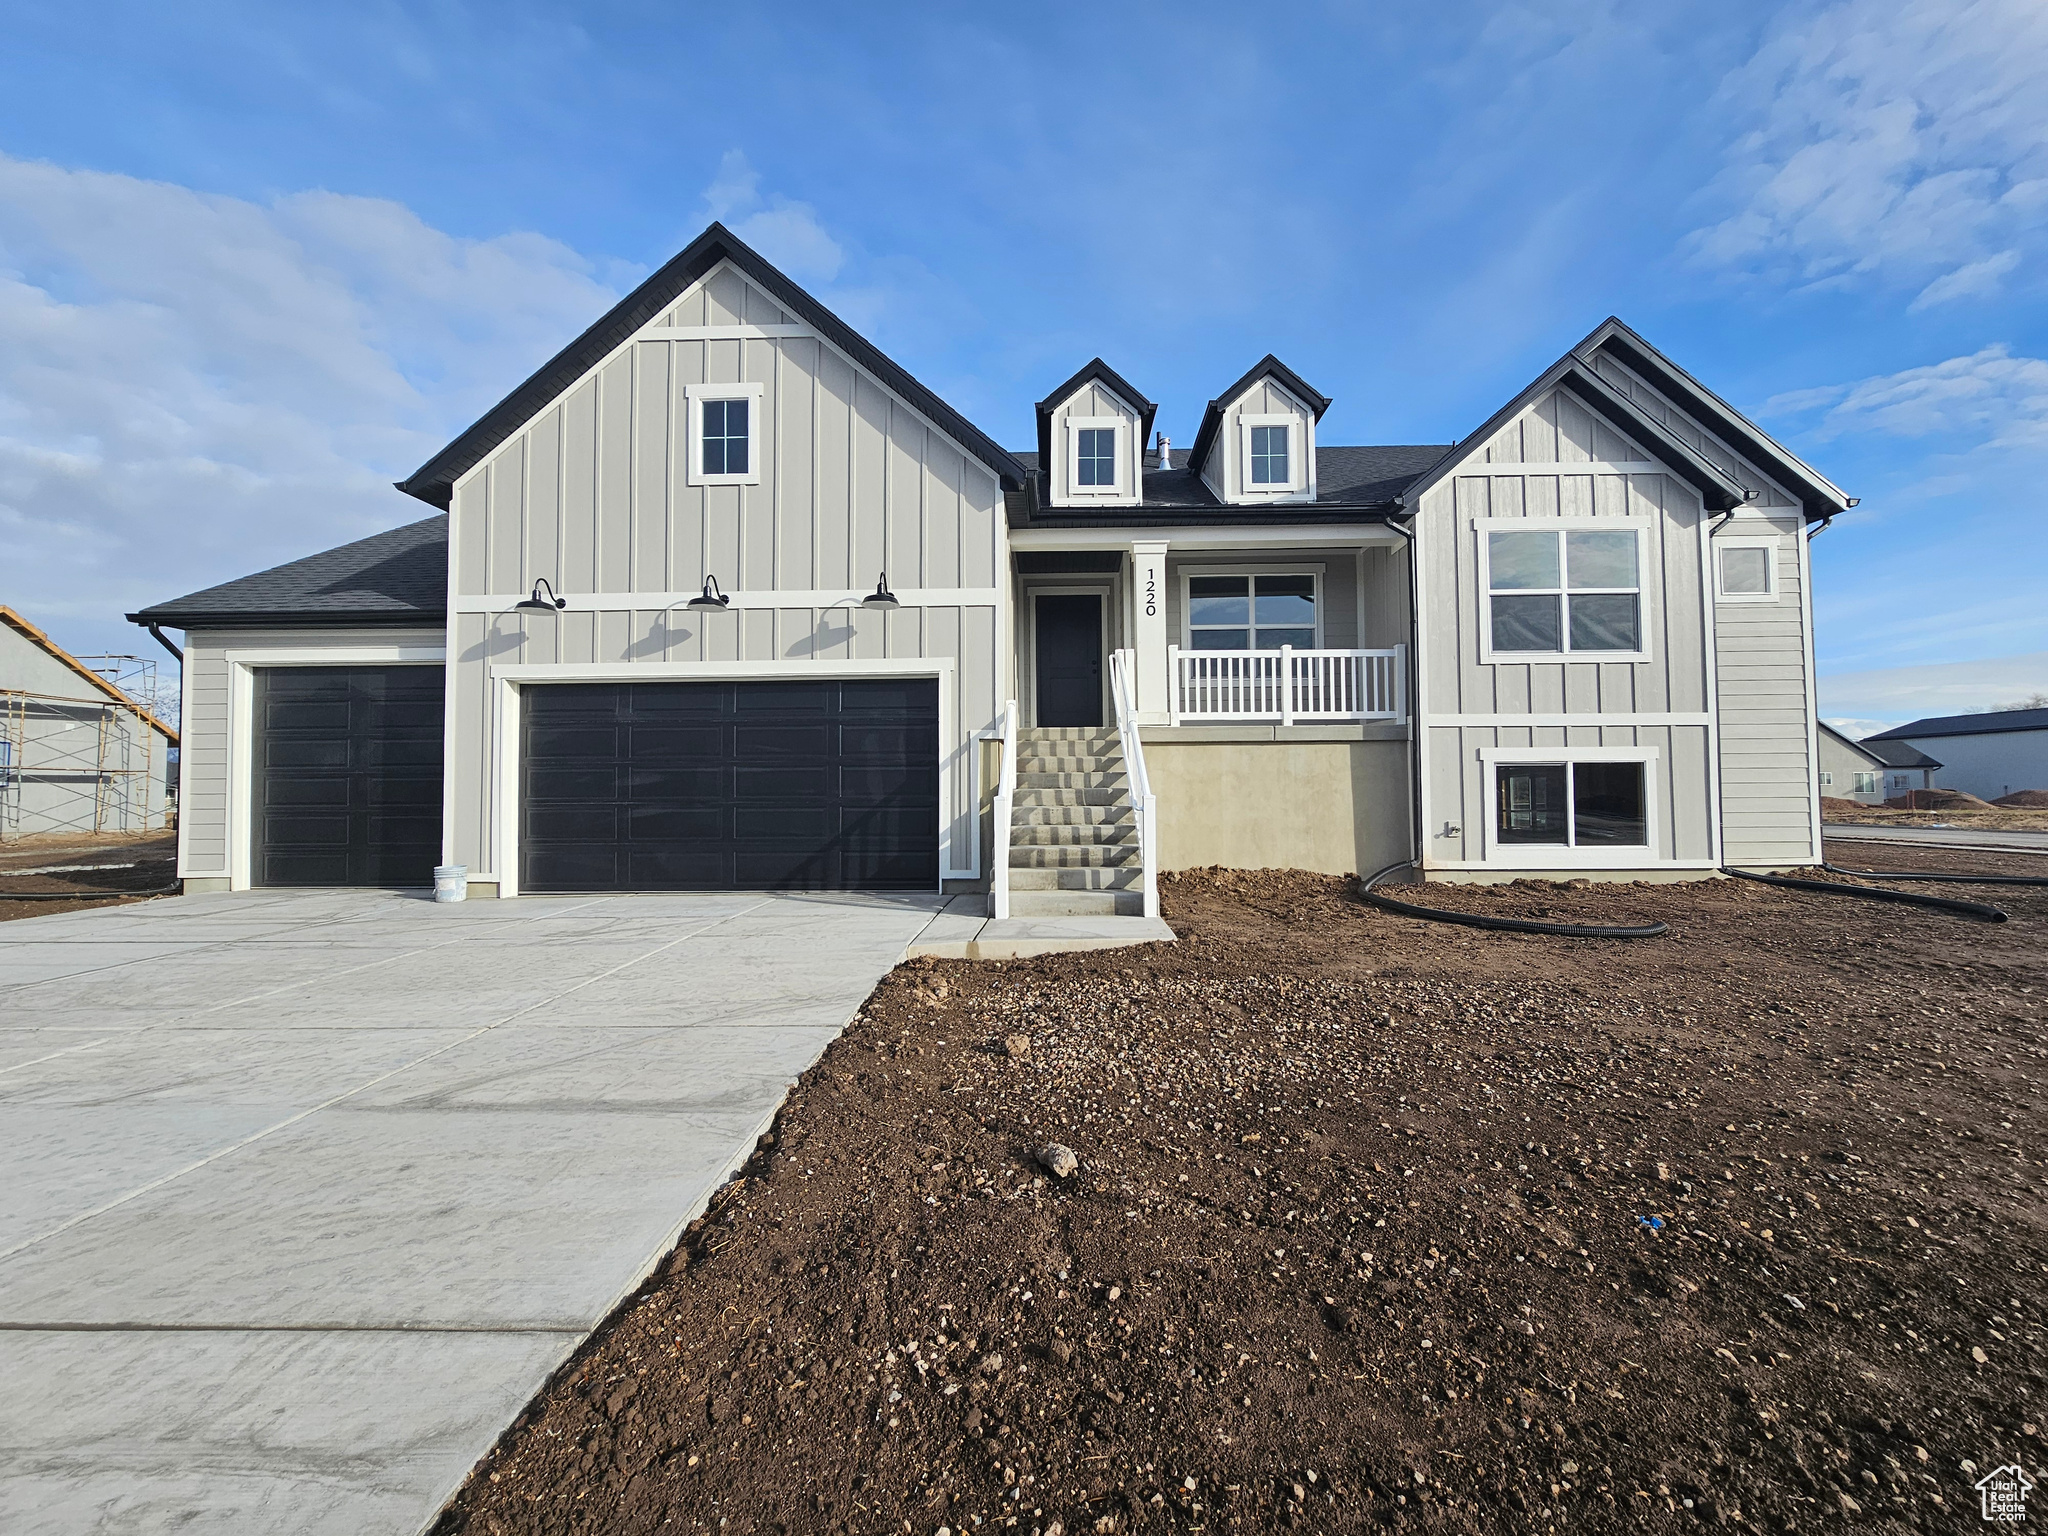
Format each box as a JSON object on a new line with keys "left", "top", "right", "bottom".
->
{"left": 0, "top": 829, "right": 178, "bottom": 921}
{"left": 1820, "top": 797, "right": 2048, "bottom": 833}
{"left": 434, "top": 843, "right": 2045, "bottom": 1535}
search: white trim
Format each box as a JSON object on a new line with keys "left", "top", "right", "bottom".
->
{"left": 1795, "top": 519, "right": 1824, "bottom": 860}
{"left": 451, "top": 588, "right": 1002, "bottom": 613}
{"left": 636, "top": 324, "right": 814, "bottom": 340}
{"left": 1477, "top": 745, "right": 1667, "bottom": 869}
{"left": 1474, "top": 518, "right": 1653, "bottom": 665}
{"left": 1423, "top": 712, "right": 1709, "bottom": 728}
{"left": 489, "top": 658, "right": 965, "bottom": 896}
{"left": 174, "top": 642, "right": 196, "bottom": 879}
{"left": 1696, "top": 498, "right": 1725, "bottom": 868}
{"left": 1216, "top": 377, "right": 1318, "bottom": 506}
{"left": 684, "top": 380, "right": 764, "bottom": 487}
{"left": 1713, "top": 535, "right": 1780, "bottom": 603}
{"left": 218, "top": 641, "right": 449, "bottom": 893}
{"left": 1009, "top": 524, "right": 1404, "bottom": 550}
{"left": 1177, "top": 566, "right": 1325, "bottom": 650}
{"left": 1238, "top": 413, "right": 1306, "bottom": 496}
{"left": 1064, "top": 416, "right": 1130, "bottom": 501}
{"left": 1456, "top": 461, "right": 1665, "bottom": 476}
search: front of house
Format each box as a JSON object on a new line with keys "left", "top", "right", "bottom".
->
{"left": 133, "top": 223, "right": 1851, "bottom": 905}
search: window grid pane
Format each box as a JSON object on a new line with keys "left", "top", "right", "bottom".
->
{"left": 1721, "top": 546, "right": 1772, "bottom": 595}
{"left": 1076, "top": 427, "right": 1116, "bottom": 487}
{"left": 1497, "top": 765, "right": 1568, "bottom": 844}
{"left": 702, "top": 398, "right": 749, "bottom": 476}
{"left": 1488, "top": 528, "right": 1643, "bottom": 653}
{"left": 1249, "top": 424, "right": 1290, "bottom": 486}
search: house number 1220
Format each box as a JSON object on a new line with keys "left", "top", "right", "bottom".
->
{"left": 1144, "top": 572, "right": 1157, "bottom": 618}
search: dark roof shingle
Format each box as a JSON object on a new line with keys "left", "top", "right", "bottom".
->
{"left": 129, "top": 515, "right": 447, "bottom": 630}
{"left": 1868, "top": 707, "right": 2048, "bottom": 742}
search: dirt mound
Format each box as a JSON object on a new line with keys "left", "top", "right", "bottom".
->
{"left": 1884, "top": 788, "right": 1992, "bottom": 811}
{"left": 1992, "top": 789, "right": 2048, "bottom": 807}
{"left": 1818, "top": 794, "right": 1870, "bottom": 815}
{"left": 434, "top": 855, "right": 2048, "bottom": 1536}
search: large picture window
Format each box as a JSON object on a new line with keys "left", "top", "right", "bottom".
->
{"left": 1494, "top": 760, "right": 1647, "bottom": 848}
{"left": 1486, "top": 526, "right": 1643, "bottom": 655}
{"left": 1186, "top": 573, "right": 1317, "bottom": 650}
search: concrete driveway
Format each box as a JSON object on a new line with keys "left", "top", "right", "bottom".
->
{"left": 0, "top": 887, "right": 954, "bottom": 1535}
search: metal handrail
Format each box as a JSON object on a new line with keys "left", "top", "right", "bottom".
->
{"left": 991, "top": 701, "right": 1018, "bottom": 920}
{"left": 1109, "top": 649, "right": 1159, "bottom": 919}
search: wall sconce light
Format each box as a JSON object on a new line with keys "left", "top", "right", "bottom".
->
{"left": 515, "top": 578, "right": 567, "bottom": 612}
{"left": 686, "top": 575, "right": 731, "bottom": 610}
{"left": 861, "top": 571, "right": 899, "bottom": 608}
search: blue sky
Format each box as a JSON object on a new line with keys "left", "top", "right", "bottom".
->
{"left": 3, "top": 0, "right": 2044, "bottom": 728}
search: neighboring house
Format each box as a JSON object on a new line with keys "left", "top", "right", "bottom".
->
{"left": 1816, "top": 722, "right": 1940, "bottom": 806}
{"left": 1864, "top": 708, "right": 2048, "bottom": 801}
{"left": 131, "top": 222, "right": 1851, "bottom": 910}
{"left": 2, "top": 607, "right": 178, "bottom": 840}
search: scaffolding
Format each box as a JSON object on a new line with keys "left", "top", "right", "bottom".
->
{"left": 0, "top": 679, "right": 166, "bottom": 842}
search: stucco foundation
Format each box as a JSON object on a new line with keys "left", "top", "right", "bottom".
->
{"left": 1143, "top": 739, "right": 1410, "bottom": 877}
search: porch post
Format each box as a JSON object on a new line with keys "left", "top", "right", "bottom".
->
{"left": 1130, "top": 540, "right": 1170, "bottom": 723}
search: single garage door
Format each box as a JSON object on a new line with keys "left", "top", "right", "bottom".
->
{"left": 252, "top": 666, "right": 445, "bottom": 887}
{"left": 521, "top": 678, "right": 939, "bottom": 892}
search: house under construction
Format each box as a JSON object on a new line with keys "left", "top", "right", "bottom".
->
{"left": 1, "top": 607, "right": 178, "bottom": 841}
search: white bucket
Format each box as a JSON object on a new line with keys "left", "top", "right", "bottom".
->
{"left": 432, "top": 864, "right": 468, "bottom": 903}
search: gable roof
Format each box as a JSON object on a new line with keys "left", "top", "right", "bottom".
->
{"left": 1868, "top": 706, "right": 2048, "bottom": 742}
{"left": 1034, "top": 359, "right": 1159, "bottom": 473}
{"left": 1394, "top": 351, "right": 1753, "bottom": 516}
{"left": 1861, "top": 736, "right": 1943, "bottom": 770}
{"left": 1816, "top": 719, "right": 1883, "bottom": 767}
{"left": 2, "top": 607, "right": 178, "bottom": 742}
{"left": 396, "top": 223, "right": 1029, "bottom": 509}
{"left": 128, "top": 514, "right": 448, "bottom": 631}
{"left": 1578, "top": 318, "right": 1853, "bottom": 521}
{"left": 1185, "top": 355, "right": 1333, "bottom": 478}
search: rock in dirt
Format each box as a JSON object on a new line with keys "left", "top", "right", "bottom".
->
{"left": 1004, "top": 1034, "right": 1032, "bottom": 1061}
{"left": 1036, "top": 1142, "right": 1079, "bottom": 1178}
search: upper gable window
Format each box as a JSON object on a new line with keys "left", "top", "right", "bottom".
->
{"left": 1249, "top": 425, "right": 1289, "bottom": 486}
{"left": 1715, "top": 538, "right": 1779, "bottom": 603}
{"left": 685, "top": 382, "right": 764, "bottom": 487}
{"left": 1077, "top": 427, "right": 1117, "bottom": 487}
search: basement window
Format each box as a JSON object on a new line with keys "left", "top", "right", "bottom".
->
{"left": 1495, "top": 761, "right": 1647, "bottom": 847}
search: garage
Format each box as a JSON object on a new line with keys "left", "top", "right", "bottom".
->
{"left": 252, "top": 666, "right": 445, "bottom": 887}
{"left": 520, "top": 678, "right": 939, "bottom": 892}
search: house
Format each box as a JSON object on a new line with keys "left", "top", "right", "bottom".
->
{"left": 131, "top": 222, "right": 1851, "bottom": 914}
{"left": 1816, "top": 721, "right": 1939, "bottom": 805}
{"left": 1864, "top": 707, "right": 2048, "bottom": 801}
{"left": 2, "top": 606, "right": 178, "bottom": 840}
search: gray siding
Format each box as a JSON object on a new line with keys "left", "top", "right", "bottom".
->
{"left": 1817, "top": 727, "right": 1886, "bottom": 805}
{"left": 1194, "top": 377, "right": 1316, "bottom": 504}
{"left": 1043, "top": 380, "right": 1145, "bottom": 507}
{"left": 1712, "top": 519, "right": 1817, "bottom": 861}
{"left": 448, "top": 261, "right": 1005, "bottom": 886}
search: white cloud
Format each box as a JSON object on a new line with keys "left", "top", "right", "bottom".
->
{"left": 1818, "top": 650, "right": 2048, "bottom": 721}
{"left": 1764, "top": 344, "right": 2048, "bottom": 443}
{"left": 700, "top": 150, "right": 843, "bottom": 284}
{"left": 1690, "top": 0, "right": 2048, "bottom": 298}
{"left": 0, "top": 155, "right": 625, "bottom": 652}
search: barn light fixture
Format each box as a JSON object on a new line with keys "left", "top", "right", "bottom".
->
{"left": 515, "top": 578, "right": 567, "bottom": 613}
{"left": 861, "top": 571, "right": 899, "bottom": 608}
{"left": 686, "top": 575, "right": 731, "bottom": 610}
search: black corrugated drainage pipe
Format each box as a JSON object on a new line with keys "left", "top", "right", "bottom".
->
{"left": 1721, "top": 866, "right": 2006, "bottom": 922}
{"left": 1821, "top": 860, "right": 2048, "bottom": 889}
{"left": 0, "top": 885, "right": 182, "bottom": 901}
{"left": 1357, "top": 859, "right": 1669, "bottom": 939}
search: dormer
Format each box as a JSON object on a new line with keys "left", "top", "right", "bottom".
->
{"left": 1035, "top": 359, "right": 1157, "bottom": 509}
{"left": 1187, "top": 355, "right": 1331, "bottom": 506}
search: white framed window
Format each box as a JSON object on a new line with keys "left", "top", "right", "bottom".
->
{"left": 1065, "top": 416, "right": 1125, "bottom": 497}
{"left": 1477, "top": 519, "right": 1650, "bottom": 662}
{"left": 1853, "top": 771, "right": 1880, "bottom": 795}
{"left": 1181, "top": 567, "right": 1321, "bottom": 650}
{"left": 1237, "top": 414, "right": 1303, "bottom": 496}
{"left": 1819, "top": 770, "right": 1833, "bottom": 787}
{"left": 1715, "top": 536, "right": 1779, "bottom": 603}
{"left": 1478, "top": 745, "right": 1660, "bottom": 867}
{"left": 685, "top": 381, "right": 764, "bottom": 487}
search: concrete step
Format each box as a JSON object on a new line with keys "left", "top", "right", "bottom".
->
{"left": 1013, "top": 804, "right": 1133, "bottom": 826}
{"left": 1009, "top": 843, "right": 1140, "bottom": 869}
{"left": 1017, "top": 771, "right": 1128, "bottom": 790}
{"left": 1018, "top": 729, "right": 1120, "bottom": 747}
{"left": 1006, "top": 888, "right": 1146, "bottom": 917}
{"left": 1010, "top": 823, "right": 1137, "bottom": 847}
{"left": 1009, "top": 865, "right": 1144, "bottom": 892}
{"left": 1012, "top": 787, "right": 1125, "bottom": 808}
{"left": 1017, "top": 754, "right": 1123, "bottom": 774}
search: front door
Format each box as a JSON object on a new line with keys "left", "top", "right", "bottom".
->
{"left": 1034, "top": 593, "right": 1103, "bottom": 727}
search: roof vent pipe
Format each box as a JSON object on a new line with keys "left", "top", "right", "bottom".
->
{"left": 1156, "top": 433, "right": 1171, "bottom": 472}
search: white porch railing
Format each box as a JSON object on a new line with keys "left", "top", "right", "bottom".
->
{"left": 990, "top": 701, "right": 1018, "bottom": 920}
{"left": 1168, "top": 645, "right": 1406, "bottom": 725}
{"left": 1108, "top": 649, "right": 1159, "bottom": 919}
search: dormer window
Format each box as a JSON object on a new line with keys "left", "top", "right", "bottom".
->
{"left": 1249, "top": 424, "right": 1289, "bottom": 486}
{"left": 1077, "top": 427, "right": 1117, "bottom": 487}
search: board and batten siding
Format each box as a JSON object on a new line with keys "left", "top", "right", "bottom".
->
{"left": 445, "top": 261, "right": 1005, "bottom": 888}
{"left": 1042, "top": 380, "right": 1145, "bottom": 507}
{"left": 1197, "top": 378, "right": 1316, "bottom": 505}
{"left": 175, "top": 626, "right": 445, "bottom": 883}
{"left": 1416, "top": 386, "right": 1716, "bottom": 868}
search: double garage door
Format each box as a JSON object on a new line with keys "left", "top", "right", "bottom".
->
{"left": 254, "top": 670, "right": 939, "bottom": 892}
{"left": 520, "top": 678, "right": 940, "bottom": 892}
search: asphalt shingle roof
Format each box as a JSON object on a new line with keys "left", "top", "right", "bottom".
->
{"left": 1867, "top": 707, "right": 2048, "bottom": 742}
{"left": 129, "top": 515, "right": 448, "bottom": 630}
{"left": 1007, "top": 444, "right": 1449, "bottom": 525}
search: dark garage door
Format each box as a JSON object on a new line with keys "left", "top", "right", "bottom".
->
{"left": 253, "top": 667, "right": 445, "bottom": 887}
{"left": 521, "top": 679, "right": 939, "bottom": 892}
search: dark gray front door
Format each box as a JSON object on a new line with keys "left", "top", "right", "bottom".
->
{"left": 520, "top": 678, "right": 940, "bottom": 892}
{"left": 252, "top": 667, "right": 444, "bottom": 887}
{"left": 1034, "top": 594, "right": 1104, "bottom": 728}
